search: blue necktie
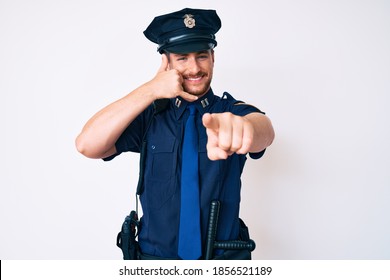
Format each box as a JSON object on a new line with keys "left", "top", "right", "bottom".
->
{"left": 178, "top": 105, "right": 202, "bottom": 260}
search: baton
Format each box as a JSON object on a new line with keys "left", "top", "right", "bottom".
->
{"left": 205, "top": 200, "right": 220, "bottom": 260}
{"left": 205, "top": 200, "right": 256, "bottom": 260}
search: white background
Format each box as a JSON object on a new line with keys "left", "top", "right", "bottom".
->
{"left": 1, "top": 0, "right": 389, "bottom": 259}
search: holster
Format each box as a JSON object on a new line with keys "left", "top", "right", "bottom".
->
{"left": 116, "top": 210, "right": 140, "bottom": 260}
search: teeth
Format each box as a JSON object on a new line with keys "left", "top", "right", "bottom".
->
{"left": 187, "top": 77, "right": 202, "bottom": 81}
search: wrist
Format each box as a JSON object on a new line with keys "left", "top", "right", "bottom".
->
{"left": 137, "top": 81, "right": 160, "bottom": 103}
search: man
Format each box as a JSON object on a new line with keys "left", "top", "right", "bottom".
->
{"left": 76, "top": 8, "right": 274, "bottom": 260}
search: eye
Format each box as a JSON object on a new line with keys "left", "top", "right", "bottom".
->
{"left": 177, "top": 56, "right": 187, "bottom": 61}
{"left": 197, "top": 54, "right": 209, "bottom": 60}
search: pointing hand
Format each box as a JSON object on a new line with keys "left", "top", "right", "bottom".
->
{"left": 202, "top": 112, "right": 254, "bottom": 160}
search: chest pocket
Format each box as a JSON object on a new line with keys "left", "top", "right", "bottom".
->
{"left": 147, "top": 137, "right": 176, "bottom": 181}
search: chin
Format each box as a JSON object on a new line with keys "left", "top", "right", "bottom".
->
{"left": 184, "top": 84, "right": 211, "bottom": 97}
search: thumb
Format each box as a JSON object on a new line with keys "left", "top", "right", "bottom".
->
{"left": 157, "top": 53, "right": 169, "bottom": 73}
{"left": 202, "top": 113, "right": 219, "bottom": 131}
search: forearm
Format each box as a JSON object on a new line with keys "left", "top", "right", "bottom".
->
{"left": 75, "top": 83, "right": 156, "bottom": 159}
{"left": 244, "top": 112, "right": 275, "bottom": 153}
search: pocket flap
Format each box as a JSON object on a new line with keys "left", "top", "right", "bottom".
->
{"left": 148, "top": 138, "right": 175, "bottom": 153}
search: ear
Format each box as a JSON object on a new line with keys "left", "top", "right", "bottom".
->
{"left": 165, "top": 52, "right": 171, "bottom": 70}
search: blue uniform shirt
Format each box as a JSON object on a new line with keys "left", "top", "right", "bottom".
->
{"left": 105, "top": 88, "right": 265, "bottom": 258}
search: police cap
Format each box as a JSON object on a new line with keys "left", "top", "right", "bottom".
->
{"left": 144, "top": 8, "right": 221, "bottom": 54}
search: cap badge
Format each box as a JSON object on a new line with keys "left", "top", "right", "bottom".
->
{"left": 183, "top": 14, "right": 196, "bottom": 28}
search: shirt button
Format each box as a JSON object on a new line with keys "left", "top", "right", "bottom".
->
{"left": 151, "top": 145, "right": 156, "bottom": 150}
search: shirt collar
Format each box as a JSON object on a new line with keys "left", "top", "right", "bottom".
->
{"left": 172, "top": 88, "right": 217, "bottom": 120}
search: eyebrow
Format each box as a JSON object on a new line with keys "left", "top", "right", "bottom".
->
{"left": 174, "top": 51, "right": 210, "bottom": 57}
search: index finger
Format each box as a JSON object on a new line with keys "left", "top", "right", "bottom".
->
{"left": 202, "top": 113, "right": 219, "bottom": 131}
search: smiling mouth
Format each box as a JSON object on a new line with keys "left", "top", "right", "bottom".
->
{"left": 184, "top": 75, "right": 205, "bottom": 82}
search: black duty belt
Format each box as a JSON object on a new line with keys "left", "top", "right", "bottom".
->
{"left": 117, "top": 199, "right": 256, "bottom": 260}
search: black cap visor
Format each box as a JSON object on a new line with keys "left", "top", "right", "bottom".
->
{"left": 157, "top": 34, "right": 217, "bottom": 54}
{"left": 162, "top": 41, "right": 216, "bottom": 54}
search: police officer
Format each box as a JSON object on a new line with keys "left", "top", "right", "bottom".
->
{"left": 76, "top": 8, "right": 274, "bottom": 260}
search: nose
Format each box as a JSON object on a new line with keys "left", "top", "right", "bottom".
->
{"left": 187, "top": 56, "right": 201, "bottom": 74}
